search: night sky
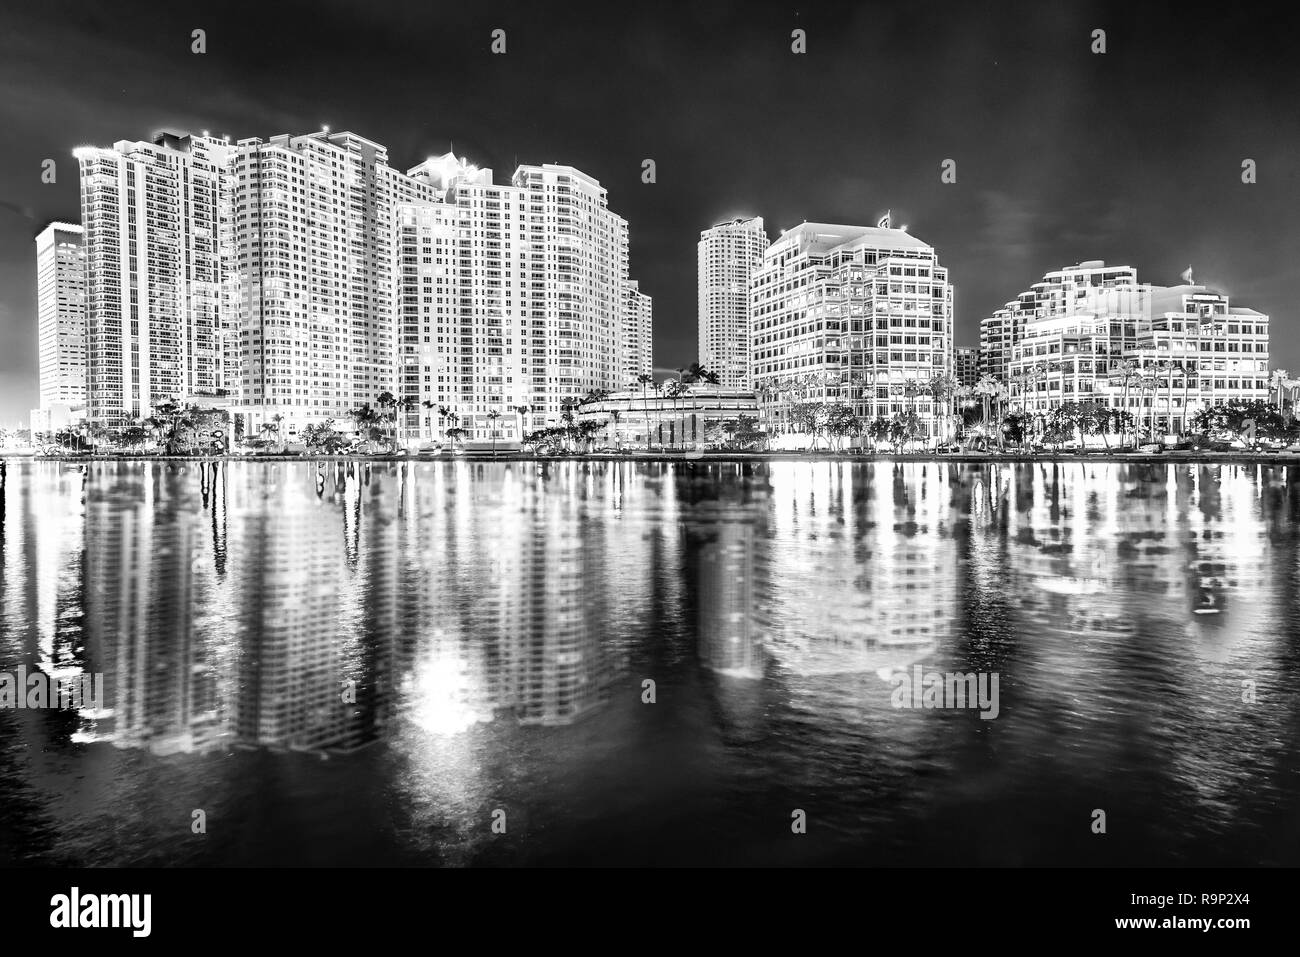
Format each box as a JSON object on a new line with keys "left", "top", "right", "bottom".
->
{"left": 1, "top": 0, "right": 1296, "bottom": 425}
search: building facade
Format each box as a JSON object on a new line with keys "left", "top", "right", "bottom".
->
{"left": 1003, "top": 262, "right": 1270, "bottom": 436}
{"left": 575, "top": 384, "right": 759, "bottom": 449}
{"left": 226, "top": 130, "right": 436, "bottom": 439}
{"left": 393, "top": 157, "right": 641, "bottom": 446}
{"left": 76, "top": 133, "right": 234, "bottom": 427}
{"left": 621, "top": 279, "right": 654, "bottom": 386}
{"left": 955, "top": 346, "right": 979, "bottom": 388}
{"left": 72, "top": 130, "right": 647, "bottom": 447}
{"left": 698, "top": 216, "right": 768, "bottom": 389}
{"left": 750, "top": 222, "right": 955, "bottom": 436}
{"left": 34, "top": 222, "right": 87, "bottom": 411}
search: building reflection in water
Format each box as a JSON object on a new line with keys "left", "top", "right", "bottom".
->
{"left": 3, "top": 457, "right": 1299, "bottom": 864}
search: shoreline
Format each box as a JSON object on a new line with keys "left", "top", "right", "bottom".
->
{"left": 7, "top": 450, "right": 1300, "bottom": 466}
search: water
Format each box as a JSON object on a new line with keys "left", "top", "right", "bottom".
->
{"left": 1, "top": 458, "right": 1298, "bottom": 866}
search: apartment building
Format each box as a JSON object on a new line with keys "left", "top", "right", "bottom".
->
{"left": 698, "top": 216, "right": 768, "bottom": 388}
{"left": 75, "top": 133, "right": 234, "bottom": 427}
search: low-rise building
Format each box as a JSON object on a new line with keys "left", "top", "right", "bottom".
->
{"left": 575, "top": 384, "right": 760, "bottom": 449}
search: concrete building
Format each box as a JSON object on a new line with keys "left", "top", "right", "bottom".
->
{"left": 698, "top": 216, "right": 768, "bottom": 388}
{"left": 76, "top": 133, "right": 234, "bottom": 427}
{"left": 34, "top": 222, "right": 87, "bottom": 410}
{"left": 575, "top": 383, "right": 759, "bottom": 449}
{"left": 1003, "top": 262, "right": 1270, "bottom": 436}
{"left": 750, "top": 222, "right": 954, "bottom": 437}
{"left": 393, "top": 154, "right": 524, "bottom": 445}
{"left": 621, "top": 279, "right": 654, "bottom": 386}
{"left": 955, "top": 346, "right": 979, "bottom": 388}
{"left": 393, "top": 156, "right": 643, "bottom": 447}
{"left": 981, "top": 261, "right": 1139, "bottom": 383}
{"left": 75, "top": 131, "right": 646, "bottom": 445}
{"left": 225, "top": 130, "right": 436, "bottom": 440}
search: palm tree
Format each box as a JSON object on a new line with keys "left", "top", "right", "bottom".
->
{"left": 378, "top": 391, "right": 401, "bottom": 449}
{"left": 514, "top": 404, "right": 532, "bottom": 444}
{"left": 421, "top": 399, "right": 438, "bottom": 442}
{"left": 1113, "top": 359, "right": 1142, "bottom": 447}
{"left": 1138, "top": 375, "right": 1160, "bottom": 442}
{"left": 973, "top": 374, "right": 999, "bottom": 429}
{"left": 1156, "top": 360, "right": 1176, "bottom": 438}
{"left": 395, "top": 395, "right": 417, "bottom": 448}
{"left": 663, "top": 379, "right": 686, "bottom": 449}
{"left": 271, "top": 412, "right": 285, "bottom": 452}
{"left": 434, "top": 404, "right": 458, "bottom": 446}
{"left": 927, "top": 374, "right": 955, "bottom": 448}
{"left": 636, "top": 373, "right": 654, "bottom": 449}
{"left": 486, "top": 409, "right": 502, "bottom": 457}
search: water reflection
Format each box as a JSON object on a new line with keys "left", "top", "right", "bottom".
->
{"left": 1, "top": 458, "right": 1297, "bottom": 865}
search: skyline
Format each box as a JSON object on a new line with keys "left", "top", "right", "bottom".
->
{"left": 2, "top": 2, "right": 1298, "bottom": 425}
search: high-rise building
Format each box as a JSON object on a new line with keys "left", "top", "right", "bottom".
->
{"left": 513, "top": 163, "right": 630, "bottom": 420}
{"left": 393, "top": 156, "right": 641, "bottom": 445}
{"left": 226, "top": 131, "right": 436, "bottom": 438}
{"left": 34, "top": 222, "right": 87, "bottom": 410}
{"left": 955, "top": 346, "right": 979, "bottom": 387}
{"left": 393, "top": 154, "right": 526, "bottom": 444}
{"left": 750, "top": 222, "right": 954, "bottom": 435}
{"left": 621, "top": 279, "right": 653, "bottom": 386}
{"left": 75, "top": 131, "right": 644, "bottom": 443}
{"left": 698, "top": 216, "right": 768, "bottom": 388}
{"left": 75, "top": 133, "right": 234, "bottom": 427}
{"left": 1002, "top": 261, "right": 1270, "bottom": 435}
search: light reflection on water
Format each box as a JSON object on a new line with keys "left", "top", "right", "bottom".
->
{"left": 1, "top": 458, "right": 1297, "bottom": 866}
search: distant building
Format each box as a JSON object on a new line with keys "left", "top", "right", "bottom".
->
{"left": 621, "top": 279, "right": 654, "bottom": 385}
{"left": 698, "top": 216, "right": 768, "bottom": 389}
{"left": 34, "top": 222, "right": 87, "bottom": 410}
{"left": 955, "top": 347, "right": 979, "bottom": 387}
{"left": 750, "top": 222, "right": 954, "bottom": 436}
{"left": 29, "top": 403, "right": 83, "bottom": 437}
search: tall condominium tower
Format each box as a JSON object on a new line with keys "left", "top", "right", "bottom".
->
{"left": 76, "top": 133, "right": 234, "bottom": 427}
{"left": 621, "top": 279, "right": 653, "bottom": 385}
{"left": 34, "top": 222, "right": 87, "bottom": 409}
{"left": 226, "top": 130, "right": 436, "bottom": 437}
{"left": 76, "top": 130, "right": 644, "bottom": 444}
{"left": 394, "top": 154, "right": 527, "bottom": 443}
{"left": 514, "top": 164, "right": 630, "bottom": 420}
{"left": 394, "top": 157, "right": 640, "bottom": 445}
{"left": 750, "top": 223, "right": 954, "bottom": 436}
{"left": 698, "top": 216, "right": 768, "bottom": 388}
